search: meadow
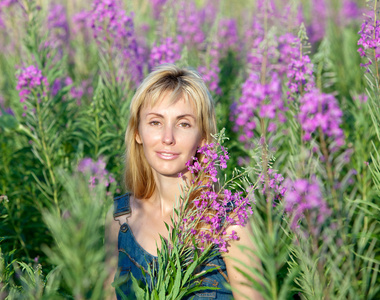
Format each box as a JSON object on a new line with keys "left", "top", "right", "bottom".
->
{"left": 0, "top": 0, "right": 379, "bottom": 299}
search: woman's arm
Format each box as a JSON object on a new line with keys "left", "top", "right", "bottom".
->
{"left": 223, "top": 223, "right": 264, "bottom": 300}
{"left": 104, "top": 207, "right": 119, "bottom": 300}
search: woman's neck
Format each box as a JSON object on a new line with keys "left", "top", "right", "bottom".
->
{"left": 150, "top": 173, "right": 185, "bottom": 217}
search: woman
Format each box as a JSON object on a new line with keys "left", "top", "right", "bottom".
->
{"left": 106, "top": 64, "right": 262, "bottom": 299}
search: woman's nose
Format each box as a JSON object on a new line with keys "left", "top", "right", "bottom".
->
{"left": 162, "top": 125, "right": 175, "bottom": 145}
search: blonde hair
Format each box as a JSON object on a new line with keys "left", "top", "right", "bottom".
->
{"left": 124, "top": 64, "right": 217, "bottom": 199}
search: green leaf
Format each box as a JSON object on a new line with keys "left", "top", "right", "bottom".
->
{"left": 0, "top": 114, "right": 19, "bottom": 131}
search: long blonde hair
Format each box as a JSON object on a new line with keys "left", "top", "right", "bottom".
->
{"left": 124, "top": 64, "right": 217, "bottom": 199}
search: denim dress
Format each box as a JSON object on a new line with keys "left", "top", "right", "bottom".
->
{"left": 114, "top": 193, "right": 233, "bottom": 300}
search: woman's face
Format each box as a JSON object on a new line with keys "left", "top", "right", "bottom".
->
{"left": 136, "top": 93, "right": 204, "bottom": 178}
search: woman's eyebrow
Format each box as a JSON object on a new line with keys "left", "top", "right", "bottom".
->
{"left": 146, "top": 112, "right": 164, "bottom": 118}
{"left": 146, "top": 113, "right": 196, "bottom": 120}
{"left": 177, "top": 114, "right": 196, "bottom": 120}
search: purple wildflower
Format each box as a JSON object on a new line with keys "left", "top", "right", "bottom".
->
{"left": 46, "top": 4, "right": 69, "bottom": 50}
{"left": 307, "top": 0, "right": 328, "bottom": 44}
{"left": 286, "top": 50, "right": 315, "bottom": 97}
{"left": 177, "top": 1, "right": 205, "bottom": 49}
{"left": 258, "top": 168, "right": 287, "bottom": 202}
{"left": 89, "top": 0, "right": 133, "bottom": 42}
{"left": 200, "top": 0, "right": 219, "bottom": 29}
{"left": 298, "top": 89, "right": 345, "bottom": 151}
{"left": 358, "top": 10, "right": 380, "bottom": 72}
{"left": 186, "top": 142, "right": 228, "bottom": 186}
{"left": 284, "top": 178, "right": 331, "bottom": 230}
{"left": 353, "top": 93, "right": 368, "bottom": 104}
{"left": 198, "top": 46, "right": 222, "bottom": 95}
{"left": 0, "top": 95, "right": 14, "bottom": 116}
{"left": 89, "top": 0, "right": 143, "bottom": 86}
{"left": 64, "top": 77, "right": 87, "bottom": 103}
{"left": 16, "top": 65, "right": 49, "bottom": 116}
{"left": 0, "top": 0, "right": 18, "bottom": 29}
{"left": 150, "top": 0, "right": 168, "bottom": 19}
{"left": 0, "top": 0, "right": 17, "bottom": 8}
{"left": 233, "top": 71, "right": 285, "bottom": 142}
{"left": 78, "top": 157, "right": 115, "bottom": 188}
{"left": 72, "top": 10, "right": 92, "bottom": 43}
{"left": 149, "top": 37, "right": 181, "bottom": 69}
{"left": 216, "top": 18, "right": 239, "bottom": 57}
{"left": 339, "top": 0, "right": 363, "bottom": 27}
{"left": 50, "top": 76, "right": 84, "bottom": 104}
{"left": 276, "top": 33, "right": 300, "bottom": 75}
{"left": 181, "top": 142, "right": 251, "bottom": 253}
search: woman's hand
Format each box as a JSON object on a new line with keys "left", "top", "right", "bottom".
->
{"left": 223, "top": 223, "right": 264, "bottom": 300}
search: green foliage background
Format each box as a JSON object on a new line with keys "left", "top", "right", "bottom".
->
{"left": 0, "top": 0, "right": 379, "bottom": 299}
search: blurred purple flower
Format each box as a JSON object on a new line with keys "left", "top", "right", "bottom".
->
{"left": 233, "top": 71, "right": 285, "bottom": 142}
{"left": 200, "top": 0, "right": 219, "bottom": 28}
{"left": 16, "top": 65, "right": 49, "bottom": 116}
{"left": 0, "top": 0, "right": 18, "bottom": 28}
{"left": 149, "top": 37, "right": 181, "bottom": 69}
{"left": 46, "top": 4, "right": 69, "bottom": 49}
{"left": 286, "top": 49, "right": 315, "bottom": 97}
{"left": 339, "top": 0, "right": 362, "bottom": 26}
{"left": 177, "top": 1, "right": 205, "bottom": 48}
{"left": 358, "top": 10, "right": 380, "bottom": 72}
{"left": 307, "top": 0, "right": 328, "bottom": 43}
{"left": 198, "top": 47, "right": 221, "bottom": 95}
{"left": 284, "top": 178, "right": 331, "bottom": 229}
{"left": 353, "top": 93, "right": 368, "bottom": 104}
{"left": 216, "top": 18, "right": 239, "bottom": 57}
{"left": 298, "top": 89, "right": 345, "bottom": 151}
{"left": 72, "top": 10, "right": 92, "bottom": 43}
{"left": 78, "top": 157, "right": 115, "bottom": 188}
{"left": 89, "top": 0, "right": 143, "bottom": 86}
{"left": 64, "top": 77, "right": 85, "bottom": 102}
{"left": 51, "top": 79, "right": 61, "bottom": 96}
{"left": 342, "top": 0, "right": 360, "bottom": 19}
{"left": 90, "top": 0, "right": 132, "bottom": 42}
{"left": 0, "top": 95, "right": 14, "bottom": 116}
{"left": 244, "top": 19, "right": 265, "bottom": 55}
{"left": 150, "top": 0, "right": 168, "bottom": 19}
{"left": 50, "top": 77, "right": 85, "bottom": 104}
{"left": 0, "top": 0, "right": 18, "bottom": 8}
{"left": 258, "top": 168, "right": 287, "bottom": 202}
{"left": 277, "top": 33, "right": 300, "bottom": 75}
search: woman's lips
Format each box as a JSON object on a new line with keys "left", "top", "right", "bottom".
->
{"left": 156, "top": 151, "right": 180, "bottom": 160}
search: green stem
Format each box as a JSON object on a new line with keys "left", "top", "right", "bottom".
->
{"left": 317, "top": 127, "right": 339, "bottom": 210}
{"left": 93, "top": 96, "right": 100, "bottom": 157}
{"left": 259, "top": 0, "right": 273, "bottom": 241}
{"left": 316, "top": 65, "right": 339, "bottom": 211}
{"left": 33, "top": 90, "right": 59, "bottom": 213}
{"left": 373, "top": 0, "right": 379, "bottom": 87}
{"left": 260, "top": 1, "right": 277, "bottom": 299}
{"left": 305, "top": 212, "right": 329, "bottom": 299}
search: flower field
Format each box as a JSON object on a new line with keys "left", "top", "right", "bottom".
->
{"left": 0, "top": 0, "right": 379, "bottom": 299}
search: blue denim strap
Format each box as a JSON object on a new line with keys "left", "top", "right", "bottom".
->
{"left": 113, "top": 193, "right": 131, "bottom": 218}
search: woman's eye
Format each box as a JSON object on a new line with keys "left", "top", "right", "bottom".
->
{"left": 149, "top": 121, "right": 161, "bottom": 126}
{"left": 179, "top": 122, "right": 191, "bottom": 128}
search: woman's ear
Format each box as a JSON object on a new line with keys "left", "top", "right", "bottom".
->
{"left": 135, "top": 131, "right": 142, "bottom": 144}
{"left": 199, "top": 137, "right": 206, "bottom": 148}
